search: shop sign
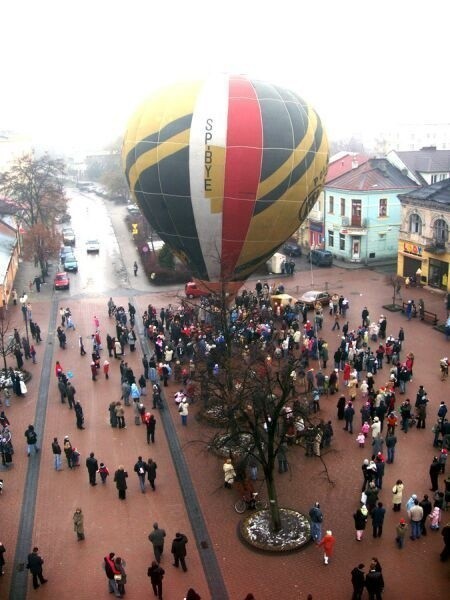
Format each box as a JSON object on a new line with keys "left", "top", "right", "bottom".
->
{"left": 403, "top": 242, "right": 422, "bottom": 256}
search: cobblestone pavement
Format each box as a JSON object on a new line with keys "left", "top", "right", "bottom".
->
{"left": 1, "top": 231, "right": 450, "bottom": 599}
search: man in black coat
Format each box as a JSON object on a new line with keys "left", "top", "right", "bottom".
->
{"left": 27, "top": 547, "right": 47, "bottom": 589}
{"left": 365, "top": 566, "right": 384, "bottom": 600}
{"left": 371, "top": 502, "right": 386, "bottom": 538}
{"left": 430, "top": 457, "right": 441, "bottom": 492}
{"left": 66, "top": 382, "right": 76, "bottom": 410}
{"left": 419, "top": 494, "right": 432, "bottom": 536}
{"left": 147, "top": 560, "right": 165, "bottom": 599}
{"left": 351, "top": 563, "right": 365, "bottom": 600}
{"left": 171, "top": 533, "right": 188, "bottom": 571}
{"left": 86, "top": 452, "right": 99, "bottom": 486}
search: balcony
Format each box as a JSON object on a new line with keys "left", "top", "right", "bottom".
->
{"left": 424, "top": 239, "right": 448, "bottom": 254}
{"left": 341, "top": 216, "right": 367, "bottom": 228}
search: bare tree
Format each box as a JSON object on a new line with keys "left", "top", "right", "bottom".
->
{"left": 0, "top": 153, "right": 67, "bottom": 227}
{"left": 0, "top": 309, "right": 17, "bottom": 371}
{"left": 386, "top": 274, "right": 403, "bottom": 308}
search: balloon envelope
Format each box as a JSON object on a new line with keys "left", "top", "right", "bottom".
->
{"left": 122, "top": 75, "right": 328, "bottom": 286}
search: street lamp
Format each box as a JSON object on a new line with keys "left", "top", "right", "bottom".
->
{"left": 19, "top": 295, "right": 30, "bottom": 345}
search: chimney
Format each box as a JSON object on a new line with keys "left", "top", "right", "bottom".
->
{"left": 352, "top": 159, "right": 359, "bottom": 169}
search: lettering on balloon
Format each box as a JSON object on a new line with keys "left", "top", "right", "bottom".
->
{"left": 204, "top": 118, "right": 213, "bottom": 192}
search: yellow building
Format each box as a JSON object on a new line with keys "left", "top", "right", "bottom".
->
{"left": 397, "top": 179, "right": 450, "bottom": 292}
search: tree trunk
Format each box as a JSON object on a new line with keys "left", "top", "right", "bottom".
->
{"left": 264, "top": 470, "right": 281, "bottom": 531}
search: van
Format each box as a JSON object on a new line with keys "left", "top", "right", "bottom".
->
{"left": 185, "top": 282, "right": 208, "bottom": 298}
{"left": 308, "top": 249, "right": 333, "bottom": 267}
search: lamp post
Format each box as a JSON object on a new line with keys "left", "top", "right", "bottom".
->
{"left": 19, "top": 295, "right": 30, "bottom": 345}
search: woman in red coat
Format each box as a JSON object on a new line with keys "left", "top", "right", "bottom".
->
{"left": 318, "top": 530, "right": 336, "bottom": 564}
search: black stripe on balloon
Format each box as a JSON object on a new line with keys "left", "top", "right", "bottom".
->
{"left": 233, "top": 244, "right": 281, "bottom": 279}
{"left": 124, "top": 113, "right": 193, "bottom": 178}
{"left": 134, "top": 147, "right": 209, "bottom": 280}
{"left": 252, "top": 81, "right": 310, "bottom": 181}
{"left": 253, "top": 120, "right": 324, "bottom": 217}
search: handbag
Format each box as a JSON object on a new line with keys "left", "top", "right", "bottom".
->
{"left": 114, "top": 574, "right": 122, "bottom": 581}
{"left": 20, "top": 380, "right": 27, "bottom": 394}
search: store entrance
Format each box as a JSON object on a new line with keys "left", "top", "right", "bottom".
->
{"left": 428, "top": 258, "right": 449, "bottom": 289}
{"left": 403, "top": 256, "right": 421, "bottom": 277}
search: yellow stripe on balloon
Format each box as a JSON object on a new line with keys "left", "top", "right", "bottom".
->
{"left": 128, "top": 130, "right": 191, "bottom": 194}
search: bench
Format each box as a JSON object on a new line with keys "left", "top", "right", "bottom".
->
{"left": 401, "top": 302, "right": 438, "bottom": 325}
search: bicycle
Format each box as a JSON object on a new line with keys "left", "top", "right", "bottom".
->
{"left": 234, "top": 492, "right": 268, "bottom": 514}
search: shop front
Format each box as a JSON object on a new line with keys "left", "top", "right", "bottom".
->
{"left": 399, "top": 241, "right": 423, "bottom": 278}
{"left": 428, "top": 257, "right": 449, "bottom": 290}
{"left": 309, "top": 220, "right": 324, "bottom": 249}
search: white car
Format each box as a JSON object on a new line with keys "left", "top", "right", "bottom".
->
{"left": 86, "top": 239, "right": 100, "bottom": 253}
{"left": 299, "top": 290, "right": 331, "bottom": 308}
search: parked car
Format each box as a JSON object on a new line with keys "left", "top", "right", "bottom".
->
{"left": 185, "top": 281, "right": 208, "bottom": 298}
{"left": 62, "top": 253, "right": 78, "bottom": 273}
{"left": 299, "top": 290, "right": 331, "bottom": 308}
{"left": 282, "top": 242, "right": 302, "bottom": 257}
{"left": 60, "top": 246, "right": 73, "bottom": 262}
{"left": 126, "top": 203, "right": 141, "bottom": 215}
{"left": 62, "top": 228, "right": 76, "bottom": 246}
{"left": 307, "top": 249, "right": 333, "bottom": 266}
{"left": 86, "top": 239, "right": 100, "bottom": 253}
{"left": 54, "top": 272, "right": 70, "bottom": 290}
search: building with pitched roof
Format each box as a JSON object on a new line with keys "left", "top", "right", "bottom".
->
{"left": 397, "top": 179, "right": 450, "bottom": 292}
{"left": 298, "top": 152, "right": 369, "bottom": 249}
{"left": 0, "top": 219, "right": 20, "bottom": 306}
{"left": 323, "top": 158, "right": 417, "bottom": 263}
{"left": 387, "top": 147, "right": 450, "bottom": 185}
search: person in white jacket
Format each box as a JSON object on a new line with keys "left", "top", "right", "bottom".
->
{"left": 371, "top": 416, "right": 381, "bottom": 439}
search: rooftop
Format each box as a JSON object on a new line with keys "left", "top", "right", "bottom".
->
{"left": 326, "top": 158, "right": 417, "bottom": 192}
{"left": 398, "top": 177, "right": 450, "bottom": 207}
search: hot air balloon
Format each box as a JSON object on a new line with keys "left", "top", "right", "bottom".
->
{"left": 122, "top": 74, "right": 328, "bottom": 294}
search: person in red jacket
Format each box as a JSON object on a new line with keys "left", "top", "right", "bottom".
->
{"left": 318, "top": 530, "right": 336, "bottom": 564}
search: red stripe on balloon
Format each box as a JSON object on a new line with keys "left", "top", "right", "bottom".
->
{"left": 221, "top": 76, "right": 262, "bottom": 280}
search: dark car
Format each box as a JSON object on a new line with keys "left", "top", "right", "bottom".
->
{"left": 308, "top": 249, "right": 333, "bottom": 266}
{"left": 283, "top": 242, "right": 302, "bottom": 257}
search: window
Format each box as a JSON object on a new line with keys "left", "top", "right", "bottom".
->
{"left": 339, "top": 233, "right": 345, "bottom": 251}
{"left": 409, "top": 213, "right": 422, "bottom": 234}
{"left": 329, "top": 196, "right": 334, "bottom": 213}
{"left": 340, "top": 198, "right": 346, "bottom": 217}
{"left": 431, "top": 174, "right": 438, "bottom": 184}
{"left": 379, "top": 198, "right": 387, "bottom": 217}
{"left": 434, "top": 218, "right": 449, "bottom": 244}
{"left": 328, "top": 230, "right": 334, "bottom": 247}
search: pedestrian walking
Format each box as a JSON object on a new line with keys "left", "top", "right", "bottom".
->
{"left": 430, "top": 456, "right": 440, "bottom": 491}
{"left": 408, "top": 499, "right": 423, "bottom": 540}
{"left": 395, "top": 518, "right": 408, "bottom": 549}
{"left": 73, "top": 508, "right": 85, "bottom": 541}
{"left": 86, "top": 452, "right": 98, "bottom": 485}
{"left": 66, "top": 382, "right": 76, "bottom": 410}
{"left": 90, "top": 360, "right": 98, "bottom": 381}
{"left": 308, "top": 502, "right": 323, "bottom": 542}
{"left": 51, "top": 437, "right": 62, "bottom": 471}
{"left": 0, "top": 541, "right": 5, "bottom": 576}
{"left": 148, "top": 522, "right": 166, "bottom": 563}
{"left": 24, "top": 424, "right": 39, "bottom": 456}
{"left": 114, "top": 465, "right": 128, "bottom": 500}
{"left": 371, "top": 502, "right": 386, "bottom": 538}
{"left": 185, "top": 589, "right": 201, "bottom": 600}
{"left": 103, "top": 552, "right": 121, "bottom": 598}
{"left": 351, "top": 563, "right": 365, "bottom": 600}
{"left": 178, "top": 397, "right": 189, "bottom": 425}
{"left": 145, "top": 413, "right": 156, "bottom": 444}
{"left": 147, "top": 458, "right": 157, "bottom": 490}
{"left": 26, "top": 547, "right": 48, "bottom": 589}
{"left": 98, "top": 462, "right": 109, "bottom": 484}
{"left": 440, "top": 521, "right": 450, "bottom": 561}
{"left": 103, "top": 359, "right": 110, "bottom": 379}
{"left": 115, "top": 402, "right": 126, "bottom": 429}
{"left": 171, "top": 532, "right": 188, "bottom": 571}
{"left": 147, "top": 561, "right": 165, "bottom": 600}
{"left": 353, "top": 505, "right": 368, "bottom": 541}
{"left": 419, "top": 494, "right": 432, "bottom": 536}
{"left": 392, "top": 479, "right": 404, "bottom": 512}
{"left": 79, "top": 336, "right": 86, "bottom": 356}
{"left": 114, "top": 556, "right": 127, "bottom": 596}
{"left": 57, "top": 377, "right": 67, "bottom": 404}
{"left": 74, "top": 401, "right": 85, "bottom": 429}
{"left": 343, "top": 401, "right": 355, "bottom": 433}
{"left": 223, "top": 458, "right": 236, "bottom": 489}
{"left": 317, "top": 529, "right": 335, "bottom": 565}
{"left": 365, "top": 565, "right": 384, "bottom": 600}
{"left": 134, "top": 456, "right": 148, "bottom": 493}
{"left": 30, "top": 344, "right": 37, "bottom": 364}
{"left": 133, "top": 261, "right": 138, "bottom": 276}
{"left": 63, "top": 436, "right": 74, "bottom": 468}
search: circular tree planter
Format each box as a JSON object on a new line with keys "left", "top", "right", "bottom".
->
{"left": 382, "top": 304, "right": 403, "bottom": 313}
{"left": 239, "top": 507, "right": 311, "bottom": 553}
{"left": 199, "top": 405, "right": 229, "bottom": 428}
{"left": 0, "top": 369, "right": 32, "bottom": 388}
{"left": 210, "top": 432, "right": 256, "bottom": 458}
